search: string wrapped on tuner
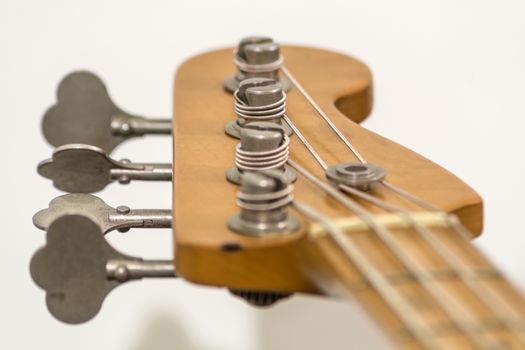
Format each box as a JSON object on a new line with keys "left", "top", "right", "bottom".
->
{"left": 233, "top": 86, "right": 286, "bottom": 124}
{"left": 224, "top": 77, "right": 293, "bottom": 138}
{"left": 227, "top": 171, "right": 300, "bottom": 236}
{"left": 234, "top": 133, "right": 289, "bottom": 172}
{"left": 226, "top": 122, "right": 297, "bottom": 185}
{"left": 223, "top": 36, "right": 290, "bottom": 92}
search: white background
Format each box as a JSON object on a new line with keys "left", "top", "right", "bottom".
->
{"left": 2, "top": 1, "right": 525, "bottom": 349}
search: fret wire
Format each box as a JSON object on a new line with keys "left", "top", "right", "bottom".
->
{"left": 339, "top": 183, "right": 525, "bottom": 343}
{"left": 291, "top": 200, "right": 441, "bottom": 350}
{"left": 281, "top": 66, "right": 366, "bottom": 163}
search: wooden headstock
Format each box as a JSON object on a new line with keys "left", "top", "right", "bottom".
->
{"left": 34, "top": 39, "right": 525, "bottom": 348}
{"left": 173, "top": 45, "right": 482, "bottom": 293}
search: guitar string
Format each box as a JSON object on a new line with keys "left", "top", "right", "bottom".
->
{"left": 282, "top": 64, "right": 452, "bottom": 215}
{"left": 338, "top": 183, "right": 525, "bottom": 344}
{"left": 290, "top": 200, "right": 441, "bottom": 350}
{"left": 283, "top": 64, "right": 484, "bottom": 246}
{"left": 284, "top": 115, "right": 500, "bottom": 345}
{"left": 283, "top": 114, "right": 327, "bottom": 170}
{"left": 285, "top": 125, "right": 525, "bottom": 345}
{"left": 281, "top": 66, "right": 365, "bottom": 163}
{"left": 288, "top": 160, "right": 493, "bottom": 349}
{"left": 236, "top": 58, "right": 522, "bottom": 342}
{"left": 280, "top": 67, "right": 525, "bottom": 341}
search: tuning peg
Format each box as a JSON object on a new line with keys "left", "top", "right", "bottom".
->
{"left": 33, "top": 194, "right": 172, "bottom": 234}
{"left": 224, "top": 36, "right": 290, "bottom": 93}
{"left": 42, "top": 71, "right": 172, "bottom": 153}
{"left": 37, "top": 144, "right": 172, "bottom": 193}
{"left": 30, "top": 214, "right": 177, "bottom": 324}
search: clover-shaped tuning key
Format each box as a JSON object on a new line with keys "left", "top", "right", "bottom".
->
{"left": 42, "top": 71, "right": 172, "bottom": 153}
{"left": 30, "top": 215, "right": 177, "bottom": 324}
{"left": 33, "top": 194, "right": 172, "bottom": 234}
{"left": 37, "top": 144, "right": 172, "bottom": 192}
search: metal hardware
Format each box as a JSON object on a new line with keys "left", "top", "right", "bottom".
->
{"left": 226, "top": 122, "right": 296, "bottom": 185}
{"left": 37, "top": 144, "right": 172, "bottom": 193}
{"left": 33, "top": 193, "right": 172, "bottom": 234}
{"left": 225, "top": 77, "right": 292, "bottom": 138}
{"left": 42, "top": 71, "right": 171, "bottom": 153}
{"left": 229, "top": 289, "right": 292, "bottom": 307}
{"left": 325, "top": 162, "right": 386, "bottom": 191}
{"left": 228, "top": 170, "right": 300, "bottom": 236}
{"left": 30, "top": 214, "right": 177, "bottom": 324}
{"left": 224, "top": 36, "right": 290, "bottom": 93}
{"left": 106, "top": 260, "right": 176, "bottom": 281}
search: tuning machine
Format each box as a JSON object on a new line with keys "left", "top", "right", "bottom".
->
{"left": 30, "top": 214, "right": 176, "bottom": 324}
{"left": 224, "top": 36, "right": 290, "bottom": 93}
{"left": 37, "top": 144, "right": 172, "bottom": 192}
{"left": 33, "top": 193, "right": 172, "bottom": 234}
{"left": 42, "top": 71, "right": 172, "bottom": 153}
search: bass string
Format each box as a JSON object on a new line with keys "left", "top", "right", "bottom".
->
{"left": 283, "top": 114, "right": 327, "bottom": 170}
{"left": 280, "top": 67, "right": 525, "bottom": 340}
{"left": 339, "top": 183, "right": 525, "bottom": 343}
{"left": 290, "top": 199, "right": 441, "bottom": 350}
{"left": 288, "top": 160, "right": 493, "bottom": 349}
{"left": 281, "top": 66, "right": 366, "bottom": 163}
{"left": 282, "top": 65, "right": 442, "bottom": 215}
{"left": 281, "top": 64, "right": 481, "bottom": 266}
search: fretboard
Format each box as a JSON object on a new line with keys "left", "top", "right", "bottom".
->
{"left": 303, "top": 214, "right": 525, "bottom": 349}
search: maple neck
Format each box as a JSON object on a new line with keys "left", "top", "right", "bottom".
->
{"left": 301, "top": 213, "right": 525, "bottom": 349}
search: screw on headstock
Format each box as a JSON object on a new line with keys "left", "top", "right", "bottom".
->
{"left": 224, "top": 36, "right": 290, "bottom": 93}
{"left": 30, "top": 215, "right": 177, "bottom": 324}
{"left": 42, "top": 71, "right": 172, "bottom": 153}
{"left": 37, "top": 144, "right": 172, "bottom": 193}
{"left": 33, "top": 193, "right": 172, "bottom": 234}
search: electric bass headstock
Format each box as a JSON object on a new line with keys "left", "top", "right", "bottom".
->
{"left": 172, "top": 39, "right": 482, "bottom": 293}
{"left": 37, "top": 37, "right": 525, "bottom": 350}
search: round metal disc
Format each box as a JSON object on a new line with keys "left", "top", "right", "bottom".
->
{"left": 325, "top": 162, "right": 386, "bottom": 190}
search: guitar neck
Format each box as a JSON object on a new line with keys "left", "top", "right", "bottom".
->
{"left": 301, "top": 214, "right": 525, "bottom": 349}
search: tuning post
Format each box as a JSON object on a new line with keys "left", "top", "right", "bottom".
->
{"left": 30, "top": 214, "right": 177, "bottom": 324}
{"left": 226, "top": 122, "right": 296, "bottom": 185}
{"left": 42, "top": 71, "right": 172, "bottom": 153}
{"left": 33, "top": 193, "right": 172, "bottom": 234}
{"left": 224, "top": 36, "right": 290, "bottom": 93}
{"left": 225, "top": 77, "right": 292, "bottom": 138}
{"left": 37, "top": 144, "right": 172, "bottom": 193}
{"left": 228, "top": 170, "right": 300, "bottom": 236}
